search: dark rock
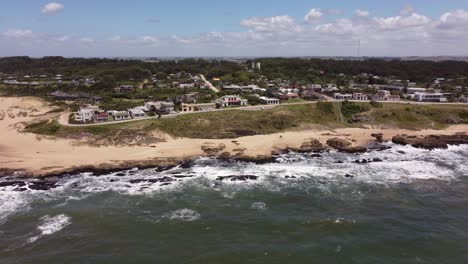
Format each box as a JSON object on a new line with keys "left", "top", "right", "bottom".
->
{"left": 336, "top": 161, "right": 344, "bottom": 164}
{"left": 28, "top": 181, "right": 58, "bottom": 191}
{"left": 345, "top": 174, "right": 355, "bottom": 178}
{"left": 216, "top": 175, "right": 259, "bottom": 182}
{"left": 179, "top": 161, "right": 194, "bottom": 169}
{"left": 373, "top": 158, "right": 383, "bottom": 162}
{"left": 371, "top": 133, "right": 384, "bottom": 142}
{"left": 289, "top": 139, "right": 325, "bottom": 153}
{"left": 285, "top": 176, "right": 297, "bottom": 179}
{"left": 235, "top": 156, "right": 277, "bottom": 164}
{"left": 160, "top": 183, "right": 172, "bottom": 186}
{"left": 392, "top": 134, "right": 468, "bottom": 150}
{"left": 327, "top": 138, "right": 367, "bottom": 153}
{"left": 115, "top": 173, "right": 126, "bottom": 177}
{"left": 0, "top": 181, "right": 26, "bottom": 187}
{"left": 310, "top": 154, "right": 322, "bottom": 158}
{"left": 172, "top": 174, "right": 195, "bottom": 178}
{"left": 130, "top": 177, "right": 175, "bottom": 184}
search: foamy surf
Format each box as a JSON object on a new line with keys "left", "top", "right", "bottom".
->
{"left": 0, "top": 143, "right": 467, "bottom": 225}
{"left": 162, "top": 209, "right": 200, "bottom": 222}
{"left": 27, "top": 214, "right": 71, "bottom": 243}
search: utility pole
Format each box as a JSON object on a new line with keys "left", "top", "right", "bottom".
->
{"left": 357, "top": 39, "right": 361, "bottom": 61}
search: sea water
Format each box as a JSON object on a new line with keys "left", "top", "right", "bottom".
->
{"left": 0, "top": 143, "right": 467, "bottom": 263}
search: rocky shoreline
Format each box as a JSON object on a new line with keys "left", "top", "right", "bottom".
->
{"left": 1, "top": 133, "right": 467, "bottom": 191}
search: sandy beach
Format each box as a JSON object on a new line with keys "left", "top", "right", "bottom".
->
{"left": 1, "top": 96, "right": 467, "bottom": 177}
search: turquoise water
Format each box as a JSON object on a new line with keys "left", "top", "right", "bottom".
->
{"left": 1, "top": 144, "right": 467, "bottom": 263}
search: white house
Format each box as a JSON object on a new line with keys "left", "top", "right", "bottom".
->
{"left": 352, "top": 93, "right": 368, "bottom": 101}
{"left": 214, "top": 95, "right": 248, "bottom": 107}
{"left": 334, "top": 93, "right": 353, "bottom": 100}
{"left": 74, "top": 106, "right": 99, "bottom": 123}
{"left": 459, "top": 96, "right": 468, "bottom": 103}
{"left": 109, "top": 111, "right": 131, "bottom": 121}
{"left": 414, "top": 92, "right": 447, "bottom": 102}
{"left": 128, "top": 108, "right": 146, "bottom": 119}
{"left": 259, "top": 97, "right": 280, "bottom": 105}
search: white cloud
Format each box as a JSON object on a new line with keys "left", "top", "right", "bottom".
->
{"left": 41, "top": 2, "right": 64, "bottom": 15}
{"left": 437, "top": 10, "right": 468, "bottom": 29}
{"left": 304, "top": 9, "right": 323, "bottom": 23}
{"left": 240, "top": 15, "right": 301, "bottom": 33}
{"left": 80, "top": 37, "right": 95, "bottom": 44}
{"left": 3, "top": 8, "right": 468, "bottom": 57}
{"left": 374, "top": 13, "right": 431, "bottom": 30}
{"left": 355, "top": 9, "right": 370, "bottom": 17}
{"left": 4, "top": 29, "right": 35, "bottom": 38}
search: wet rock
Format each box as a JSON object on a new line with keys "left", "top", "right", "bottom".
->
{"left": 115, "top": 173, "right": 126, "bottom": 177}
{"left": 285, "top": 176, "right": 297, "bottom": 179}
{"left": 130, "top": 177, "right": 176, "bottom": 184}
{"left": 335, "top": 161, "right": 344, "bottom": 164}
{"left": 371, "top": 133, "right": 384, "bottom": 142}
{"left": 392, "top": 134, "right": 468, "bottom": 150}
{"left": 327, "top": 138, "right": 366, "bottom": 153}
{"left": 219, "top": 152, "right": 231, "bottom": 159}
{"left": 289, "top": 139, "right": 325, "bottom": 153}
{"left": 310, "top": 154, "right": 322, "bottom": 158}
{"left": 160, "top": 183, "right": 172, "bottom": 186}
{"left": 345, "top": 174, "right": 355, "bottom": 179}
{"left": 179, "top": 161, "right": 194, "bottom": 169}
{"left": 172, "top": 174, "right": 195, "bottom": 179}
{"left": 0, "top": 181, "right": 26, "bottom": 187}
{"left": 235, "top": 155, "right": 277, "bottom": 164}
{"left": 216, "top": 175, "right": 259, "bottom": 182}
{"left": 28, "top": 181, "right": 58, "bottom": 191}
{"left": 373, "top": 158, "right": 383, "bottom": 162}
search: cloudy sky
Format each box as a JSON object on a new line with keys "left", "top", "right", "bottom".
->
{"left": 1, "top": 0, "right": 468, "bottom": 57}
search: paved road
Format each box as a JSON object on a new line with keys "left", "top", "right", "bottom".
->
{"left": 200, "top": 74, "right": 220, "bottom": 93}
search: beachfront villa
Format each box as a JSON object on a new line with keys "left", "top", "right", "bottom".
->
{"left": 181, "top": 103, "right": 216, "bottom": 112}
{"left": 213, "top": 95, "right": 248, "bottom": 107}
{"left": 259, "top": 97, "right": 280, "bottom": 105}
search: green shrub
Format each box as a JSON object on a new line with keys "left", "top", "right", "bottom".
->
{"left": 459, "top": 110, "right": 468, "bottom": 119}
{"left": 370, "top": 100, "right": 383, "bottom": 108}
{"left": 341, "top": 101, "right": 370, "bottom": 117}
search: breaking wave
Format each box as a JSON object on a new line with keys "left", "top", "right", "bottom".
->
{"left": 27, "top": 214, "right": 71, "bottom": 243}
{"left": 0, "top": 143, "right": 467, "bottom": 225}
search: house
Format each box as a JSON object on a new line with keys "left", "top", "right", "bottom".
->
{"left": 301, "top": 90, "right": 319, "bottom": 100}
{"left": 114, "top": 85, "right": 134, "bottom": 92}
{"left": 49, "top": 90, "right": 79, "bottom": 100}
{"left": 259, "top": 97, "right": 280, "bottom": 105}
{"left": 414, "top": 92, "right": 447, "bottom": 102}
{"left": 407, "top": 87, "right": 427, "bottom": 94}
{"left": 223, "top": 85, "right": 242, "bottom": 91}
{"left": 128, "top": 108, "right": 146, "bottom": 119}
{"left": 145, "top": 101, "right": 175, "bottom": 114}
{"left": 333, "top": 93, "right": 353, "bottom": 100}
{"left": 74, "top": 106, "right": 100, "bottom": 123}
{"left": 179, "top": 83, "right": 195, "bottom": 89}
{"left": 377, "top": 85, "right": 404, "bottom": 92}
{"left": 181, "top": 103, "right": 216, "bottom": 112}
{"left": 352, "top": 93, "right": 368, "bottom": 101}
{"left": 214, "top": 95, "right": 248, "bottom": 107}
{"left": 372, "top": 90, "right": 400, "bottom": 101}
{"left": 94, "top": 112, "right": 109, "bottom": 122}
{"left": 459, "top": 96, "right": 468, "bottom": 103}
{"left": 110, "top": 111, "right": 131, "bottom": 121}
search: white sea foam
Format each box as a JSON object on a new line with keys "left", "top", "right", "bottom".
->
{"left": 251, "top": 202, "right": 267, "bottom": 211}
{"left": 162, "top": 209, "right": 200, "bottom": 222}
{"left": 27, "top": 214, "right": 71, "bottom": 243}
{"left": 0, "top": 143, "right": 467, "bottom": 224}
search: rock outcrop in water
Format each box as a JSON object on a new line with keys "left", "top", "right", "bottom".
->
{"left": 392, "top": 133, "right": 468, "bottom": 149}
{"left": 326, "top": 138, "right": 367, "bottom": 153}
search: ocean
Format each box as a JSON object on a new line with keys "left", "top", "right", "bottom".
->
{"left": 1, "top": 143, "right": 468, "bottom": 264}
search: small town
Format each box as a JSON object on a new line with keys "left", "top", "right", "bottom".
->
{"left": 1, "top": 60, "right": 467, "bottom": 124}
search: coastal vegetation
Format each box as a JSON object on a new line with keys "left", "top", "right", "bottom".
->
{"left": 24, "top": 103, "right": 468, "bottom": 140}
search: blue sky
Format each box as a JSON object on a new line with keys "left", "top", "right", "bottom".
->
{"left": 2, "top": 1, "right": 468, "bottom": 56}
